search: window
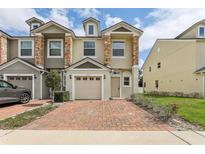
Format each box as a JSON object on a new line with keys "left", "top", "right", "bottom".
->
{"left": 47, "top": 39, "right": 63, "bottom": 58}
{"left": 88, "top": 25, "right": 94, "bottom": 35}
{"left": 157, "top": 62, "right": 161, "bottom": 68}
{"left": 83, "top": 77, "right": 87, "bottom": 80}
{"left": 96, "top": 77, "right": 100, "bottom": 80}
{"left": 112, "top": 41, "right": 125, "bottom": 57}
{"left": 84, "top": 41, "right": 95, "bottom": 56}
{"left": 144, "top": 82, "right": 146, "bottom": 88}
{"left": 76, "top": 77, "right": 81, "bottom": 80}
{"left": 198, "top": 26, "right": 205, "bottom": 38}
{"left": 149, "top": 66, "right": 151, "bottom": 72}
{"left": 31, "top": 23, "right": 40, "bottom": 30}
{"left": 123, "top": 76, "right": 130, "bottom": 87}
{"left": 19, "top": 40, "right": 34, "bottom": 58}
{"left": 90, "top": 77, "right": 94, "bottom": 80}
{"left": 155, "top": 80, "right": 159, "bottom": 89}
{"left": 0, "top": 81, "right": 13, "bottom": 88}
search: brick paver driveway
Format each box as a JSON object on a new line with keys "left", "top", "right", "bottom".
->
{"left": 22, "top": 100, "right": 174, "bottom": 131}
{"left": 0, "top": 99, "right": 51, "bottom": 120}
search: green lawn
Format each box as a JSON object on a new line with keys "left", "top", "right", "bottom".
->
{"left": 142, "top": 95, "right": 205, "bottom": 128}
{"left": 0, "top": 104, "right": 57, "bottom": 130}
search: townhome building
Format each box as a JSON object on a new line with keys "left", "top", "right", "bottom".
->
{"left": 0, "top": 17, "right": 143, "bottom": 100}
{"left": 142, "top": 19, "right": 205, "bottom": 98}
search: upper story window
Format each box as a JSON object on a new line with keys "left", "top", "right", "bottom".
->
{"left": 47, "top": 39, "right": 63, "bottom": 58}
{"left": 112, "top": 41, "right": 125, "bottom": 57}
{"left": 157, "top": 62, "right": 161, "bottom": 68}
{"left": 198, "top": 26, "right": 205, "bottom": 38}
{"left": 31, "top": 23, "right": 40, "bottom": 30}
{"left": 84, "top": 41, "right": 95, "bottom": 57}
{"left": 18, "top": 40, "right": 34, "bottom": 58}
{"left": 88, "top": 25, "right": 94, "bottom": 35}
{"left": 149, "top": 66, "right": 151, "bottom": 72}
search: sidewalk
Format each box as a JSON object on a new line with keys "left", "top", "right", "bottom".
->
{"left": 1, "top": 130, "right": 205, "bottom": 145}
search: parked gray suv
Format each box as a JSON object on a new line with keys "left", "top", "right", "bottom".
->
{"left": 0, "top": 80, "right": 31, "bottom": 104}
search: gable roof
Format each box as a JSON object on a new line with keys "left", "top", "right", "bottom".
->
{"left": 65, "top": 57, "right": 111, "bottom": 70}
{"left": 31, "top": 20, "right": 76, "bottom": 37}
{"left": 175, "top": 19, "right": 205, "bottom": 39}
{"left": 0, "top": 30, "right": 12, "bottom": 38}
{"left": 83, "top": 17, "right": 100, "bottom": 23}
{"left": 0, "top": 57, "right": 45, "bottom": 72}
{"left": 26, "top": 17, "right": 45, "bottom": 25}
{"left": 102, "top": 21, "right": 143, "bottom": 36}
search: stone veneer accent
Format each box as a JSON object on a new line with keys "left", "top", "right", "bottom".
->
{"left": 103, "top": 35, "right": 111, "bottom": 66}
{"left": 34, "top": 35, "right": 44, "bottom": 68}
{"left": 132, "top": 35, "right": 139, "bottom": 65}
{"left": 0, "top": 35, "right": 7, "bottom": 65}
{"left": 64, "top": 35, "right": 72, "bottom": 67}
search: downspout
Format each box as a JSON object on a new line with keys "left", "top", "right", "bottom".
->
{"left": 202, "top": 72, "right": 205, "bottom": 98}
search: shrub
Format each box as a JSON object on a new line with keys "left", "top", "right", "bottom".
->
{"left": 54, "top": 91, "right": 70, "bottom": 103}
{"left": 131, "top": 93, "right": 178, "bottom": 121}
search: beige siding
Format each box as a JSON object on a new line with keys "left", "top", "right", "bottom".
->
{"left": 143, "top": 40, "right": 203, "bottom": 95}
{"left": 72, "top": 38, "right": 104, "bottom": 64}
{"left": 110, "top": 35, "right": 132, "bottom": 69}
{"left": 179, "top": 22, "right": 205, "bottom": 39}
{"left": 196, "top": 40, "right": 205, "bottom": 70}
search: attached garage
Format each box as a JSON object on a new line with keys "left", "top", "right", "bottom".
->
{"left": 74, "top": 76, "right": 102, "bottom": 100}
{"left": 4, "top": 74, "right": 34, "bottom": 99}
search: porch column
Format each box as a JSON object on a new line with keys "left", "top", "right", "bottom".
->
{"left": 103, "top": 35, "right": 111, "bottom": 66}
{"left": 0, "top": 35, "right": 7, "bottom": 65}
{"left": 132, "top": 35, "right": 139, "bottom": 93}
{"left": 34, "top": 33, "right": 44, "bottom": 68}
{"left": 64, "top": 33, "right": 72, "bottom": 67}
{"left": 132, "top": 35, "right": 139, "bottom": 65}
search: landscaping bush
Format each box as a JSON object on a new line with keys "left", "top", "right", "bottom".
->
{"left": 145, "top": 91, "right": 202, "bottom": 99}
{"left": 54, "top": 91, "right": 70, "bottom": 103}
{"left": 131, "top": 93, "right": 178, "bottom": 121}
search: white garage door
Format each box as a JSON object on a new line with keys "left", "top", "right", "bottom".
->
{"left": 75, "top": 76, "right": 101, "bottom": 100}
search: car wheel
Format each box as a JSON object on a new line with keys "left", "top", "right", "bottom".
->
{"left": 19, "top": 93, "right": 31, "bottom": 104}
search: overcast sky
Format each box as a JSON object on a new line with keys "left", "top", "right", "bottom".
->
{"left": 1, "top": 8, "right": 205, "bottom": 67}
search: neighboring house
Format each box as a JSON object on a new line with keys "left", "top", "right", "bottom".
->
{"left": 142, "top": 19, "right": 205, "bottom": 97}
{"left": 0, "top": 17, "right": 143, "bottom": 100}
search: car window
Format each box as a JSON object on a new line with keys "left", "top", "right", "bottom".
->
{"left": 0, "top": 81, "right": 13, "bottom": 88}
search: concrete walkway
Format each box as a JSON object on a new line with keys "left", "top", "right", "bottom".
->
{"left": 1, "top": 130, "right": 205, "bottom": 145}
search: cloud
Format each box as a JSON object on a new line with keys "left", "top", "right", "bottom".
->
{"left": 73, "top": 8, "right": 100, "bottom": 18}
{"left": 140, "top": 9, "right": 205, "bottom": 52}
{"left": 49, "top": 8, "right": 73, "bottom": 28}
{"left": 105, "top": 14, "right": 122, "bottom": 27}
{"left": 134, "top": 17, "right": 142, "bottom": 28}
{"left": 0, "top": 9, "right": 45, "bottom": 34}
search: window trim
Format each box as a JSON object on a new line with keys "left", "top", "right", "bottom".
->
{"left": 112, "top": 40, "right": 126, "bottom": 58}
{"left": 86, "top": 24, "right": 96, "bottom": 36}
{"left": 83, "top": 40, "right": 96, "bottom": 58}
{"left": 31, "top": 23, "right": 40, "bottom": 30}
{"left": 197, "top": 26, "right": 205, "bottom": 38}
{"left": 18, "top": 39, "right": 34, "bottom": 58}
{"left": 47, "top": 39, "right": 64, "bottom": 58}
{"left": 123, "top": 75, "right": 131, "bottom": 87}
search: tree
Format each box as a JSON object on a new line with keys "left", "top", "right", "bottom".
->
{"left": 45, "top": 70, "right": 61, "bottom": 98}
{"left": 138, "top": 68, "right": 143, "bottom": 87}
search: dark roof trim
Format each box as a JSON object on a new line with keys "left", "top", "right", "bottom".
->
{"left": 26, "top": 17, "right": 44, "bottom": 25}
{"left": 0, "top": 57, "right": 45, "bottom": 71}
{"left": 175, "top": 19, "right": 205, "bottom": 39}
{"left": 0, "top": 30, "right": 12, "bottom": 38}
{"left": 83, "top": 17, "right": 100, "bottom": 23}
{"left": 31, "top": 20, "right": 76, "bottom": 37}
{"left": 65, "top": 57, "right": 111, "bottom": 70}
{"left": 102, "top": 21, "right": 143, "bottom": 33}
{"left": 195, "top": 67, "right": 205, "bottom": 73}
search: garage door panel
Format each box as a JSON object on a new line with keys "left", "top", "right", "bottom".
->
{"left": 7, "top": 76, "right": 32, "bottom": 95}
{"left": 75, "top": 76, "right": 101, "bottom": 100}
